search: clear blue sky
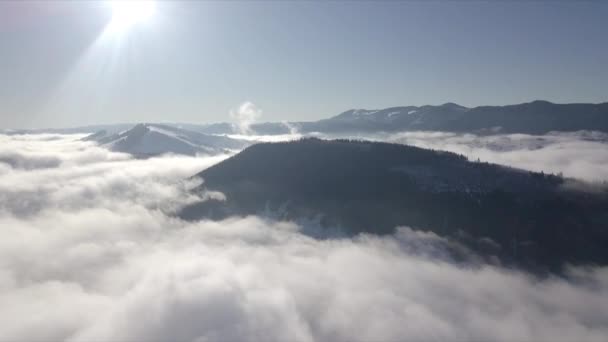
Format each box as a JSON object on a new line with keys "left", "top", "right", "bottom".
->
{"left": 1, "top": 1, "right": 607, "bottom": 129}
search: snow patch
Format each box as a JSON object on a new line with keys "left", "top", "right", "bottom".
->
{"left": 86, "top": 124, "right": 249, "bottom": 157}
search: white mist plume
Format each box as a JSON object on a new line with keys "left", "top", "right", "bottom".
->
{"left": 230, "top": 101, "right": 262, "bottom": 134}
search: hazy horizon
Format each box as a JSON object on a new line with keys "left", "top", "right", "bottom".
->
{"left": 6, "top": 98, "right": 608, "bottom": 131}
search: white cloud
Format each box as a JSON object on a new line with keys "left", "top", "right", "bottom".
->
{"left": 383, "top": 130, "right": 608, "bottom": 182}
{"left": 230, "top": 102, "right": 262, "bottom": 135}
{"left": 1, "top": 133, "right": 608, "bottom": 342}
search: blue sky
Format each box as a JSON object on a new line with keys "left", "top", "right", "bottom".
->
{"left": 1, "top": 1, "right": 607, "bottom": 128}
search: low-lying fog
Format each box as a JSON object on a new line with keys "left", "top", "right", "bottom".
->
{"left": 1, "top": 133, "right": 608, "bottom": 342}
{"left": 383, "top": 130, "right": 608, "bottom": 182}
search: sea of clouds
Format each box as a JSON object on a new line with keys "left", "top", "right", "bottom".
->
{"left": 382, "top": 130, "right": 608, "bottom": 182}
{"left": 1, "top": 133, "right": 608, "bottom": 342}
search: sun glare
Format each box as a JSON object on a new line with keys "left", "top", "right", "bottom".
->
{"left": 107, "top": 1, "right": 156, "bottom": 33}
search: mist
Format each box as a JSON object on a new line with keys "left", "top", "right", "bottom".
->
{"left": 1, "top": 134, "right": 608, "bottom": 342}
{"left": 230, "top": 102, "right": 263, "bottom": 135}
{"left": 383, "top": 130, "right": 608, "bottom": 182}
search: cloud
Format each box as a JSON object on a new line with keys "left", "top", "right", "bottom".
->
{"left": 1, "top": 133, "right": 608, "bottom": 342}
{"left": 230, "top": 102, "right": 262, "bottom": 135}
{"left": 385, "top": 130, "right": 608, "bottom": 182}
{"left": 343, "top": 130, "right": 608, "bottom": 182}
{"left": 0, "top": 153, "right": 61, "bottom": 170}
{"left": 0, "top": 134, "right": 227, "bottom": 218}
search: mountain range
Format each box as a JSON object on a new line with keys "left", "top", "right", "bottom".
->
{"left": 84, "top": 123, "right": 248, "bottom": 157}
{"left": 4, "top": 100, "right": 607, "bottom": 137}
{"left": 182, "top": 138, "right": 608, "bottom": 272}
{"left": 207, "top": 100, "right": 608, "bottom": 135}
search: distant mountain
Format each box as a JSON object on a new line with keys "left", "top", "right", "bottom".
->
{"left": 293, "top": 101, "right": 608, "bottom": 135}
{"left": 86, "top": 123, "right": 248, "bottom": 157}
{"left": 4, "top": 100, "right": 607, "bottom": 137}
{"left": 1, "top": 124, "right": 136, "bottom": 136}
{"left": 183, "top": 138, "right": 608, "bottom": 272}
{"left": 184, "top": 121, "right": 296, "bottom": 135}
{"left": 185, "top": 101, "right": 608, "bottom": 135}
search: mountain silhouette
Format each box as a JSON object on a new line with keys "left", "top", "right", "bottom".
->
{"left": 182, "top": 138, "right": 608, "bottom": 272}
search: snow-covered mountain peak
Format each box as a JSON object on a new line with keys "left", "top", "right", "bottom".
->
{"left": 85, "top": 123, "right": 248, "bottom": 157}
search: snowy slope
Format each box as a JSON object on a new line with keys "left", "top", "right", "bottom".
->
{"left": 86, "top": 124, "right": 249, "bottom": 156}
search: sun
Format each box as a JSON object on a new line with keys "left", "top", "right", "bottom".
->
{"left": 107, "top": 1, "right": 156, "bottom": 33}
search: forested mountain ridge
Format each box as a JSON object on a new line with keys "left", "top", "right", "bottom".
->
{"left": 183, "top": 138, "right": 608, "bottom": 272}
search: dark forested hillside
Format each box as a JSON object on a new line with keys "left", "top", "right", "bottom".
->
{"left": 182, "top": 138, "right": 608, "bottom": 271}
